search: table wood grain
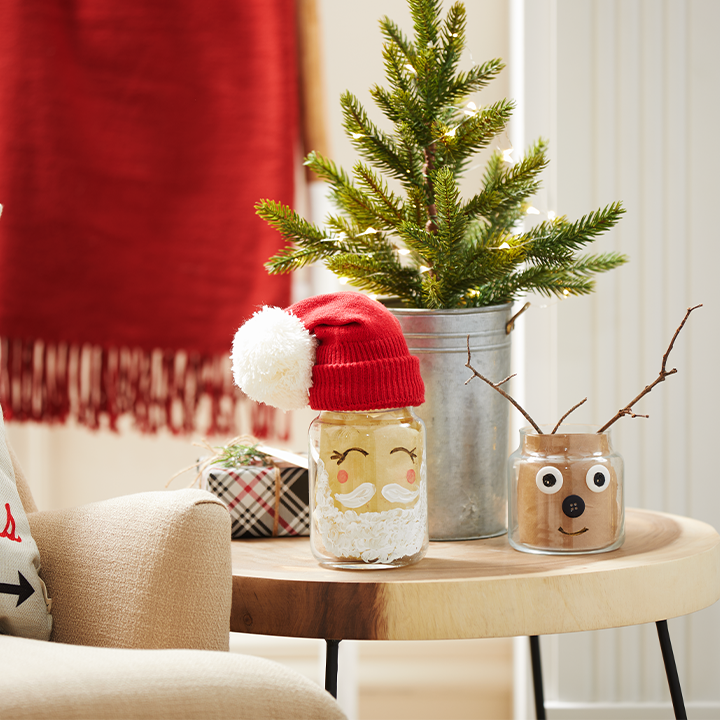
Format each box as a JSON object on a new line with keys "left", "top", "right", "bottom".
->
{"left": 230, "top": 508, "right": 720, "bottom": 641}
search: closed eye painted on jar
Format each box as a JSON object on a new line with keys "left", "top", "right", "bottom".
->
{"left": 536, "top": 466, "right": 563, "bottom": 494}
{"left": 390, "top": 446, "right": 417, "bottom": 462}
{"left": 586, "top": 464, "right": 611, "bottom": 492}
{"left": 330, "top": 447, "right": 369, "bottom": 465}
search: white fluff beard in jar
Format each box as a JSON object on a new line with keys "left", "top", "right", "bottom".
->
{"left": 313, "top": 419, "right": 427, "bottom": 564}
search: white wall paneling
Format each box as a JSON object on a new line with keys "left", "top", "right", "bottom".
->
{"left": 514, "top": 1, "right": 720, "bottom": 717}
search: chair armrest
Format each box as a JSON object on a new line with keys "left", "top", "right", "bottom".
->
{"left": 28, "top": 489, "right": 232, "bottom": 651}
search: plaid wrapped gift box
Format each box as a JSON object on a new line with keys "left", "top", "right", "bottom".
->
{"left": 202, "top": 463, "right": 310, "bottom": 538}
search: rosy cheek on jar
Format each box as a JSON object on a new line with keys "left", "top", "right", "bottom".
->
{"left": 337, "top": 470, "right": 349, "bottom": 484}
{"left": 406, "top": 469, "right": 416, "bottom": 484}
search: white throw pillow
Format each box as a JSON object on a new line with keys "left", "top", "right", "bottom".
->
{"left": 0, "top": 408, "right": 52, "bottom": 639}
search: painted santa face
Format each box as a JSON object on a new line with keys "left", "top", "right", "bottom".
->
{"left": 309, "top": 408, "right": 428, "bottom": 568}
{"left": 318, "top": 420, "right": 423, "bottom": 513}
{"left": 514, "top": 431, "right": 623, "bottom": 552}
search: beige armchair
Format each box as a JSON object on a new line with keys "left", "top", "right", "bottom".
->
{"left": 4, "top": 442, "right": 345, "bottom": 720}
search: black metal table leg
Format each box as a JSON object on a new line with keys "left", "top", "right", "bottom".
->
{"left": 656, "top": 620, "right": 687, "bottom": 719}
{"left": 529, "top": 635, "right": 546, "bottom": 720}
{"left": 325, "top": 639, "right": 341, "bottom": 698}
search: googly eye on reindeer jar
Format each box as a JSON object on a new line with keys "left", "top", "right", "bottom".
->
{"left": 231, "top": 292, "right": 428, "bottom": 569}
{"left": 466, "top": 304, "right": 701, "bottom": 555}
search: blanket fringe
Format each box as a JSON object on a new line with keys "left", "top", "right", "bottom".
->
{"left": 0, "top": 338, "right": 291, "bottom": 440}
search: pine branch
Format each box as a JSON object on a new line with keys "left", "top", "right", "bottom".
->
{"left": 405, "top": 186, "right": 431, "bottom": 228}
{"left": 255, "top": 200, "right": 327, "bottom": 244}
{"left": 323, "top": 216, "right": 398, "bottom": 257}
{"left": 372, "top": 85, "right": 433, "bottom": 149}
{"left": 379, "top": 16, "right": 416, "bottom": 64}
{"left": 420, "top": 274, "right": 449, "bottom": 308}
{"left": 435, "top": 98, "right": 514, "bottom": 166}
{"left": 303, "top": 151, "right": 352, "bottom": 191}
{"left": 522, "top": 202, "right": 626, "bottom": 264}
{"left": 353, "top": 163, "right": 407, "bottom": 226}
{"left": 431, "top": 166, "right": 469, "bottom": 274}
{"left": 378, "top": 42, "right": 419, "bottom": 107}
{"left": 466, "top": 253, "right": 626, "bottom": 307}
{"left": 340, "top": 92, "right": 413, "bottom": 184}
{"left": 409, "top": 0, "right": 443, "bottom": 54}
{"left": 437, "top": 3, "right": 466, "bottom": 88}
{"left": 396, "top": 123, "right": 427, "bottom": 190}
{"left": 325, "top": 253, "right": 423, "bottom": 304}
{"left": 397, "top": 220, "right": 442, "bottom": 260}
{"left": 558, "top": 252, "right": 628, "bottom": 276}
{"left": 370, "top": 85, "right": 403, "bottom": 126}
{"left": 265, "top": 245, "right": 331, "bottom": 275}
{"left": 448, "top": 246, "right": 525, "bottom": 304}
{"left": 439, "top": 58, "right": 505, "bottom": 108}
{"left": 305, "top": 153, "right": 396, "bottom": 231}
{"left": 465, "top": 140, "right": 548, "bottom": 229}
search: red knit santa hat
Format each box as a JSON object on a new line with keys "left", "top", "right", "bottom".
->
{"left": 231, "top": 292, "right": 425, "bottom": 412}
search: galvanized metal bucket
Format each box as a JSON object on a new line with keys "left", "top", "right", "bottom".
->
{"left": 392, "top": 304, "right": 512, "bottom": 540}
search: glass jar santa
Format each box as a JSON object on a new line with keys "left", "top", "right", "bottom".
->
{"left": 232, "top": 292, "right": 428, "bottom": 569}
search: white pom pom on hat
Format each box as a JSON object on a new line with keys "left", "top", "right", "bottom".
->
{"left": 232, "top": 292, "right": 425, "bottom": 413}
{"left": 231, "top": 306, "right": 317, "bottom": 411}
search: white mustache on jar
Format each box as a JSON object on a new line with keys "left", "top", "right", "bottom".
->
{"left": 334, "top": 482, "right": 376, "bottom": 508}
{"left": 381, "top": 483, "right": 419, "bottom": 504}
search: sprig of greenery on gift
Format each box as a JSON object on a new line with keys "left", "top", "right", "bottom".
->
{"left": 213, "top": 441, "right": 275, "bottom": 469}
{"left": 256, "top": 0, "right": 626, "bottom": 309}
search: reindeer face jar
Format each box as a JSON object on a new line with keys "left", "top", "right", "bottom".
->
{"left": 508, "top": 425, "right": 624, "bottom": 554}
{"left": 232, "top": 292, "right": 428, "bottom": 569}
{"left": 465, "top": 305, "right": 700, "bottom": 556}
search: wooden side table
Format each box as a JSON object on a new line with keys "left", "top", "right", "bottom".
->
{"left": 231, "top": 508, "right": 720, "bottom": 719}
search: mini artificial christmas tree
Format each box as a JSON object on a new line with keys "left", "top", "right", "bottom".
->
{"left": 256, "top": 0, "right": 626, "bottom": 309}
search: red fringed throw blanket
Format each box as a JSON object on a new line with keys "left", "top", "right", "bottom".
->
{"left": 0, "top": 0, "right": 297, "bottom": 437}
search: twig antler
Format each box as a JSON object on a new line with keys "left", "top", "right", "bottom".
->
{"left": 551, "top": 398, "right": 588, "bottom": 434}
{"left": 597, "top": 304, "right": 702, "bottom": 433}
{"left": 465, "top": 339, "right": 590, "bottom": 434}
{"left": 465, "top": 338, "right": 543, "bottom": 434}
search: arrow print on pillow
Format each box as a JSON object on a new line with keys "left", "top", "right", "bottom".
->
{"left": 0, "top": 571, "right": 35, "bottom": 606}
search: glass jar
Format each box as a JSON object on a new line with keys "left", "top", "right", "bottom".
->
{"left": 308, "top": 407, "right": 428, "bottom": 569}
{"left": 508, "top": 425, "right": 624, "bottom": 555}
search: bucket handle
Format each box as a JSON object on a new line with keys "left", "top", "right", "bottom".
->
{"left": 506, "top": 302, "right": 531, "bottom": 334}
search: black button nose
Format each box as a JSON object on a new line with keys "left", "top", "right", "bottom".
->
{"left": 562, "top": 494, "right": 585, "bottom": 518}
